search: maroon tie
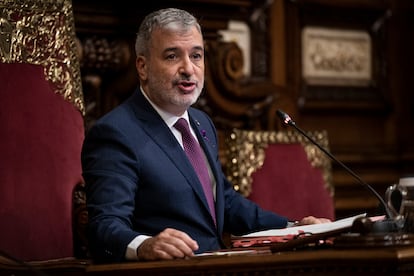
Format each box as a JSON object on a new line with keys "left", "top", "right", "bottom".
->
{"left": 174, "top": 118, "right": 216, "bottom": 224}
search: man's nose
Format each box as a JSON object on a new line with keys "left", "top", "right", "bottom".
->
{"left": 179, "top": 56, "right": 195, "bottom": 75}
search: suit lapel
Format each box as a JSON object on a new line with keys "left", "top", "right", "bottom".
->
{"left": 129, "top": 91, "right": 215, "bottom": 224}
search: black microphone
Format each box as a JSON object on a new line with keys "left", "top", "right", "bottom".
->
{"left": 276, "top": 109, "right": 400, "bottom": 233}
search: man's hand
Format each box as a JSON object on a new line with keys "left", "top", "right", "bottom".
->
{"left": 137, "top": 228, "right": 199, "bottom": 261}
{"left": 296, "top": 216, "right": 331, "bottom": 226}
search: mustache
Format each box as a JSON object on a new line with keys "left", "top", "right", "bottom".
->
{"left": 173, "top": 78, "right": 197, "bottom": 85}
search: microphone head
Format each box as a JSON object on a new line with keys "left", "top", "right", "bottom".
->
{"left": 276, "top": 109, "right": 295, "bottom": 126}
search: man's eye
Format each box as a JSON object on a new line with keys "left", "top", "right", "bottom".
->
{"left": 166, "top": 54, "right": 177, "bottom": 60}
{"left": 192, "top": 53, "right": 202, "bottom": 60}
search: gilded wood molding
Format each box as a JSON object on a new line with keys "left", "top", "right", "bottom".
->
{"left": 0, "top": 0, "right": 84, "bottom": 115}
{"left": 225, "top": 129, "right": 333, "bottom": 197}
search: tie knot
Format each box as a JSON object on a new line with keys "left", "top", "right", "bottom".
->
{"left": 174, "top": 118, "right": 190, "bottom": 134}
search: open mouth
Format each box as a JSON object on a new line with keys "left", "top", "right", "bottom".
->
{"left": 177, "top": 80, "right": 196, "bottom": 92}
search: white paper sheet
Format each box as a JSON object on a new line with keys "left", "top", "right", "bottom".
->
{"left": 238, "top": 213, "right": 367, "bottom": 238}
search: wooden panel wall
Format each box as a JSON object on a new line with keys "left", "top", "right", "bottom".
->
{"left": 72, "top": 0, "right": 414, "bottom": 219}
{"left": 269, "top": 0, "right": 414, "bottom": 218}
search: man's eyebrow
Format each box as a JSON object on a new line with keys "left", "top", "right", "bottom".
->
{"left": 193, "top": 46, "right": 204, "bottom": 51}
{"left": 163, "top": 47, "right": 178, "bottom": 53}
{"left": 163, "top": 46, "right": 204, "bottom": 53}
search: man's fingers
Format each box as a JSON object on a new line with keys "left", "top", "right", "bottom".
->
{"left": 137, "top": 228, "right": 199, "bottom": 261}
{"left": 298, "top": 216, "right": 331, "bottom": 225}
{"left": 162, "top": 228, "right": 199, "bottom": 251}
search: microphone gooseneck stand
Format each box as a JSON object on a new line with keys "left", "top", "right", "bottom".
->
{"left": 275, "top": 109, "right": 402, "bottom": 235}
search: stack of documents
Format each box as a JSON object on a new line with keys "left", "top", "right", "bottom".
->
{"left": 232, "top": 214, "right": 366, "bottom": 248}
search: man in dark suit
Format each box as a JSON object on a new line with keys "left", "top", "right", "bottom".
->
{"left": 81, "top": 8, "right": 330, "bottom": 263}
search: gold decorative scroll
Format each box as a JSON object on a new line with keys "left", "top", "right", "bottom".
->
{"left": 225, "top": 129, "right": 333, "bottom": 197}
{"left": 0, "top": 0, "right": 85, "bottom": 115}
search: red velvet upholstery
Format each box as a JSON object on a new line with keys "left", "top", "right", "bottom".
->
{"left": 0, "top": 63, "right": 84, "bottom": 261}
{"left": 226, "top": 129, "right": 335, "bottom": 223}
{"left": 0, "top": 0, "right": 84, "bottom": 261}
{"left": 248, "top": 144, "right": 335, "bottom": 221}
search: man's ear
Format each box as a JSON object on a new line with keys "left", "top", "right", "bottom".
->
{"left": 136, "top": 56, "right": 147, "bottom": 81}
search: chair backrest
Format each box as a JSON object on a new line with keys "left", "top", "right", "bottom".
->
{"left": 0, "top": 0, "right": 85, "bottom": 261}
{"left": 225, "top": 129, "right": 335, "bottom": 221}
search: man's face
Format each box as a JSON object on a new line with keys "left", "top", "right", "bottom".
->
{"left": 137, "top": 25, "right": 205, "bottom": 116}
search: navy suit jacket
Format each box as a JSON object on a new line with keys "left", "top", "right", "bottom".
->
{"left": 81, "top": 88, "right": 288, "bottom": 263}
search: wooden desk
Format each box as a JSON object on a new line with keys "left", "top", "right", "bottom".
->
{"left": 2, "top": 245, "right": 414, "bottom": 276}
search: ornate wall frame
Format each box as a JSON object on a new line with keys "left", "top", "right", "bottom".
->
{"left": 286, "top": 1, "right": 391, "bottom": 111}
{"left": 302, "top": 27, "right": 372, "bottom": 87}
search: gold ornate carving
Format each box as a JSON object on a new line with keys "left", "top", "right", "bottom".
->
{"left": 225, "top": 129, "right": 333, "bottom": 197}
{"left": 0, "top": 0, "right": 84, "bottom": 115}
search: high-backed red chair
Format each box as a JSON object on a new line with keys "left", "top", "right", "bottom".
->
{"left": 0, "top": 0, "right": 85, "bottom": 261}
{"left": 225, "top": 129, "right": 335, "bottom": 221}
